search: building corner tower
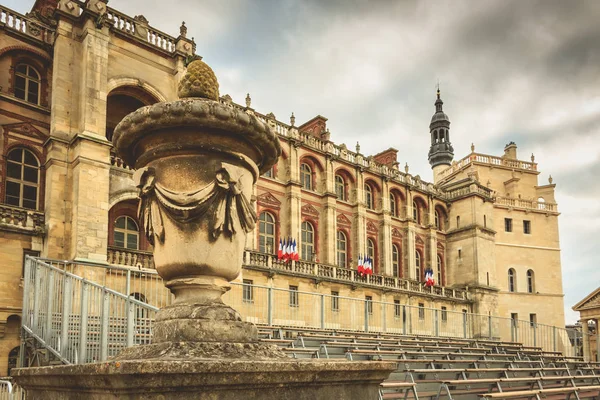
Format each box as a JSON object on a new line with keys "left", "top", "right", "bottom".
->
{"left": 428, "top": 88, "right": 454, "bottom": 183}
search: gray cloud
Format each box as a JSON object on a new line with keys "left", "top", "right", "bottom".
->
{"left": 8, "top": 0, "right": 600, "bottom": 323}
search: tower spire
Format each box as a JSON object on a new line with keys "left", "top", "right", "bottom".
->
{"left": 428, "top": 86, "right": 454, "bottom": 182}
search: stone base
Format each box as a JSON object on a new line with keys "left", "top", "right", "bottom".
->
{"left": 113, "top": 341, "right": 288, "bottom": 361}
{"left": 13, "top": 359, "right": 396, "bottom": 400}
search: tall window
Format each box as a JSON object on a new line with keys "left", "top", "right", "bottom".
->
{"left": 301, "top": 221, "right": 315, "bottom": 260}
{"left": 331, "top": 291, "right": 339, "bottom": 311}
{"left": 527, "top": 269, "right": 535, "bottom": 293}
{"left": 336, "top": 231, "right": 347, "bottom": 268}
{"left": 365, "top": 184, "right": 373, "bottom": 209}
{"left": 505, "top": 218, "right": 513, "bottom": 232}
{"left": 5, "top": 148, "right": 40, "bottom": 209}
{"left": 390, "top": 193, "right": 397, "bottom": 217}
{"left": 456, "top": 216, "right": 461, "bottom": 228}
{"left": 289, "top": 285, "right": 299, "bottom": 307}
{"left": 243, "top": 279, "right": 254, "bottom": 303}
{"left": 508, "top": 268, "right": 516, "bottom": 292}
{"left": 394, "top": 299, "right": 401, "bottom": 317}
{"left": 434, "top": 210, "right": 440, "bottom": 230}
{"left": 365, "top": 295, "right": 373, "bottom": 314}
{"left": 523, "top": 220, "right": 531, "bottom": 234}
{"left": 392, "top": 244, "right": 400, "bottom": 278}
{"left": 300, "top": 163, "right": 312, "bottom": 190}
{"left": 437, "top": 254, "right": 443, "bottom": 285}
{"left": 418, "top": 303, "right": 425, "bottom": 320}
{"left": 14, "top": 64, "right": 41, "bottom": 105}
{"left": 412, "top": 200, "right": 419, "bottom": 222}
{"left": 258, "top": 212, "right": 276, "bottom": 253}
{"left": 441, "top": 306, "right": 448, "bottom": 322}
{"left": 415, "top": 251, "right": 421, "bottom": 281}
{"left": 335, "top": 175, "right": 345, "bottom": 200}
{"left": 367, "top": 238, "right": 375, "bottom": 270}
{"left": 114, "top": 216, "right": 139, "bottom": 250}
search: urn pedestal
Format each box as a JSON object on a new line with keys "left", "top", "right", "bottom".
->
{"left": 13, "top": 60, "right": 395, "bottom": 399}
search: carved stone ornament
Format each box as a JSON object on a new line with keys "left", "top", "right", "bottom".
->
{"left": 257, "top": 192, "right": 281, "bottom": 209}
{"left": 301, "top": 203, "right": 319, "bottom": 217}
{"left": 135, "top": 164, "right": 257, "bottom": 245}
{"left": 391, "top": 228, "right": 402, "bottom": 238}
{"left": 366, "top": 220, "right": 378, "bottom": 233}
{"left": 336, "top": 213, "right": 352, "bottom": 226}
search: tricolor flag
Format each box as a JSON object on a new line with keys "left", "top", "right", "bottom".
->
{"left": 425, "top": 268, "right": 435, "bottom": 287}
{"left": 292, "top": 239, "right": 299, "bottom": 261}
{"left": 366, "top": 256, "right": 374, "bottom": 275}
{"left": 357, "top": 254, "right": 365, "bottom": 275}
{"left": 277, "top": 238, "right": 283, "bottom": 259}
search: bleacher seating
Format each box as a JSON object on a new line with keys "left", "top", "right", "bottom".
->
{"left": 257, "top": 326, "right": 600, "bottom": 399}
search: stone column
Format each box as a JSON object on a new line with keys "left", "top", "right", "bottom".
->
{"left": 323, "top": 200, "right": 336, "bottom": 264}
{"left": 381, "top": 178, "right": 392, "bottom": 275}
{"left": 428, "top": 230, "right": 437, "bottom": 281}
{"left": 582, "top": 320, "right": 590, "bottom": 361}
{"left": 407, "top": 225, "right": 416, "bottom": 280}
{"left": 596, "top": 318, "right": 600, "bottom": 362}
{"left": 354, "top": 166, "right": 366, "bottom": 260}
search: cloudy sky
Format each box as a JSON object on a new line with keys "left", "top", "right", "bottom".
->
{"left": 7, "top": 0, "right": 600, "bottom": 323}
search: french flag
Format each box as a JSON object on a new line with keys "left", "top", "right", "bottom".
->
{"left": 364, "top": 256, "right": 373, "bottom": 275}
{"left": 277, "top": 238, "right": 283, "bottom": 259}
{"left": 357, "top": 254, "right": 364, "bottom": 275}
{"left": 292, "top": 238, "right": 299, "bottom": 261}
{"left": 425, "top": 268, "right": 435, "bottom": 287}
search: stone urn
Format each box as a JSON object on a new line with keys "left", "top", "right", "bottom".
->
{"left": 112, "top": 60, "right": 282, "bottom": 353}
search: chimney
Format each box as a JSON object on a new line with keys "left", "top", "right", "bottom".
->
{"left": 503, "top": 142, "right": 517, "bottom": 160}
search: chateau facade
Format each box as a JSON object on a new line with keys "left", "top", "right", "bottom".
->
{"left": 0, "top": 0, "right": 565, "bottom": 375}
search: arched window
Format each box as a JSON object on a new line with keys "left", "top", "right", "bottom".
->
{"left": 367, "top": 238, "right": 376, "bottom": 270}
{"left": 258, "top": 212, "right": 276, "bottom": 253}
{"left": 8, "top": 346, "right": 19, "bottom": 376}
{"left": 365, "top": 184, "right": 373, "bottom": 209}
{"left": 437, "top": 254, "right": 443, "bottom": 285}
{"left": 434, "top": 210, "right": 440, "bottom": 230}
{"left": 5, "top": 148, "right": 40, "bottom": 210}
{"left": 336, "top": 231, "right": 347, "bottom": 268}
{"left": 300, "top": 163, "right": 312, "bottom": 190}
{"left": 392, "top": 244, "right": 400, "bottom": 278}
{"left": 527, "top": 269, "right": 535, "bottom": 293}
{"left": 335, "top": 175, "right": 345, "bottom": 201}
{"left": 415, "top": 251, "right": 421, "bottom": 281}
{"left": 301, "top": 221, "right": 315, "bottom": 260}
{"left": 14, "top": 64, "right": 41, "bottom": 105}
{"left": 537, "top": 197, "right": 546, "bottom": 210}
{"left": 456, "top": 216, "right": 460, "bottom": 228}
{"left": 114, "top": 216, "right": 139, "bottom": 250}
{"left": 390, "top": 193, "right": 397, "bottom": 217}
{"left": 508, "top": 268, "right": 516, "bottom": 292}
{"left": 412, "top": 200, "right": 419, "bottom": 222}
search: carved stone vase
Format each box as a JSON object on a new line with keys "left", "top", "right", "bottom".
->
{"left": 111, "top": 60, "right": 282, "bottom": 356}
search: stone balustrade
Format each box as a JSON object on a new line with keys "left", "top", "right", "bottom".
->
{"left": 0, "top": 204, "right": 45, "bottom": 234}
{"left": 439, "top": 152, "right": 538, "bottom": 181}
{"left": 243, "top": 250, "right": 469, "bottom": 301}
{"left": 0, "top": 6, "right": 55, "bottom": 44}
{"left": 496, "top": 196, "right": 558, "bottom": 213}
{"left": 107, "top": 246, "right": 155, "bottom": 269}
{"left": 106, "top": 7, "right": 176, "bottom": 54}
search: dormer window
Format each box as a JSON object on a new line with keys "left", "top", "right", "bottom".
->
{"left": 14, "top": 64, "right": 41, "bottom": 105}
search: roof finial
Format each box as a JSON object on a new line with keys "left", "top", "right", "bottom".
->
{"left": 355, "top": 141, "right": 361, "bottom": 154}
{"left": 290, "top": 112, "right": 295, "bottom": 126}
{"left": 436, "top": 79, "right": 441, "bottom": 99}
{"left": 245, "top": 93, "right": 251, "bottom": 108}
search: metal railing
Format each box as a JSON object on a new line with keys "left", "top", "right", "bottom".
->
{"left": 0, "top": 378, "right": 24, "bottom": 400}
{"left": 21, "top": 256, "right": 588, "bottom": 371}
{"left": 22, "top": 257, "right": 159, "bottom": 365}
{"left": 223, "top": 283, "right": 583, "bottom": 356}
